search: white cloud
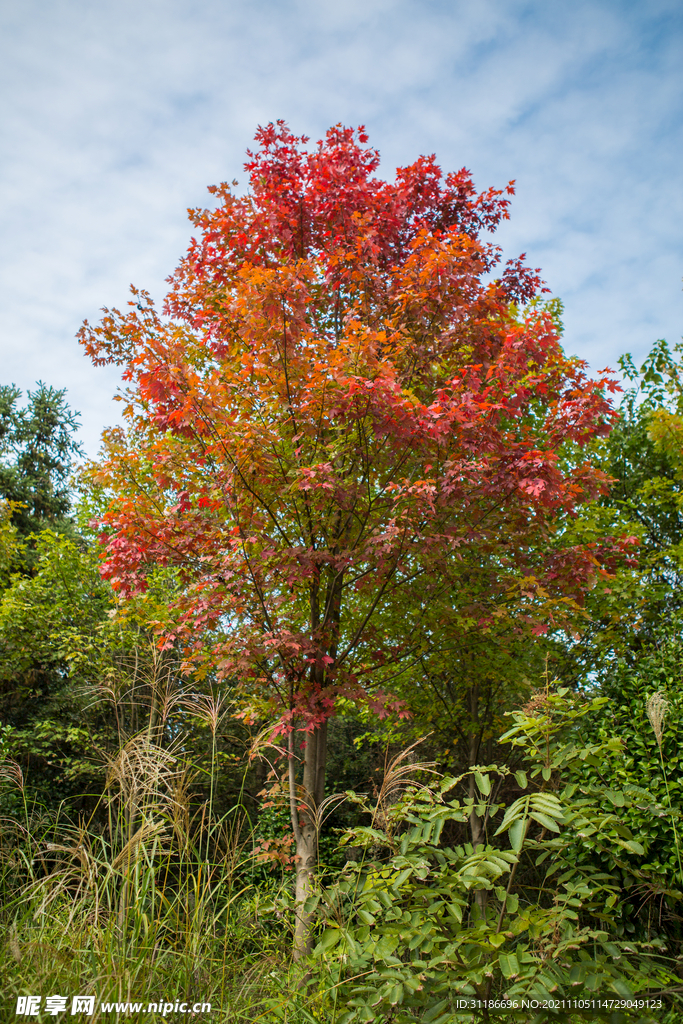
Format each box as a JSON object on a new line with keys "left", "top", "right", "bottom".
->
{"left": 0, "top": 0, "right": 681, "bottom": 453}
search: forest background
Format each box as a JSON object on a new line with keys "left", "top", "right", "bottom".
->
{"left": 0, "top": 126, "right": 682, "bottom": 1023}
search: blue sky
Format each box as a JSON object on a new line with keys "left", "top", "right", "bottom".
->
{"left": 1, "top": 0, "right": 681, "bottom": 453}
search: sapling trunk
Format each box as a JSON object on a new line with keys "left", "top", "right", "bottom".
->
{"left": 467, "top": 685, "right": 489, "bottom": 917}
{"left": 290, "top": 721, "right": 328, "bottom": 958}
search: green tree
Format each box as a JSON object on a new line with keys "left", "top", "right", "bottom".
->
{"left": 0, "top": 383, "right": 83, "bottom": 543}
{"left": 544, "top": 339, "right": 683, "bottom": 951}
{"left": 0, "top": 529, "right": 115, "bottom": 818}
{"left": 547, "top": 339, "right": 683, "bottom": 688}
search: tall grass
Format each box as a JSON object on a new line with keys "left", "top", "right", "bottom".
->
{"left": 0, "top": 727, "right": 300, "bottom": 1023}
{"left": 1, "top": 730, "right": 424, "bottom": 1022}
{"left": 646, "top": 691, "right": 683, "bottom": 885}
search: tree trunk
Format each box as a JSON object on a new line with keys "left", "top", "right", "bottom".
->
{"left": 289, "top": 563, "right": 339, "bottom": 957}
{"left": 290, "top": 720, "right": 328, "bottom": 959}
{"left": 467, "top": 684, "right": 488, "bottom": 918}
{"left": 467, "top": 684, "right": 483, "bottom": 844}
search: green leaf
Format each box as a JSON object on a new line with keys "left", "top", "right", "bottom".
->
{"left": 447, "top": 901, "right": 463, "bottom": 923}
{"left": 314, "top": 928, "right": 341, "bottom": 955}
{"left": 494, "top": 795, "right": 529, "bottom": 834}
{"left": 388, "top": 984, "right": 404, "bottom": 1005}
{"left": 474, "top": 771, "right": 491, "bottom": 796}
{"left": 375, "top": 934, "right": 399, "bottom": 959}
{"left": 392, "top": 868, "right": 412, "bottom": 889}
{"left": 529, "top": 811, "right": 561, "bottom": 832}
{"left": 422, "top": 1000, "right": 450, "bottom": 1023}
{"left": 509, "top": 817, "right": 526, "bottom": 851}
{"left": 498, "top": 952, "right": 520, "bottom": 978}
{"left": 569, "top": 964, "right": 586, "bottom": 984}
{"left": 530, "top": 793, "right": 563, "bottom": 814}
{"left": 514, "top": 770, "right": 528, "bottom": 789}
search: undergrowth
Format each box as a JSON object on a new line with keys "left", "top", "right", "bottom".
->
{"left": 2, "top": 692, "right": 683, "bottom": 1024}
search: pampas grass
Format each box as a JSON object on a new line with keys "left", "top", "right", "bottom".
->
{"left": 646, "top": 691, "right": 682, "bottom": 887}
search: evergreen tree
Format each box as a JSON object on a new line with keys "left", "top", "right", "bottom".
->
{"left": 0, "top": 383, "right": 83, "bottom": 541}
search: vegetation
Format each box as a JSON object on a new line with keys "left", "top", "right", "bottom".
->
{"left": 1, "top": 125, "right": 682, "bottom": 1022}
{"left": 0, "top": 382, "right": 82, "bottom": 543}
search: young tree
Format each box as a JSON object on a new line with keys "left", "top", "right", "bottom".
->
{"left": 81, "top": 123, "right": 624, "bottom": 955}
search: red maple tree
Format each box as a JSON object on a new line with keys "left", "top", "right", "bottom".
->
{"left": 81, "top": 123, "right": 624, "bottom": 953}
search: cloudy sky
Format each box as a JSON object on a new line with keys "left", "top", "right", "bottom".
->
{"left": 1, "top": 0, "right": 681, "bottom": 454}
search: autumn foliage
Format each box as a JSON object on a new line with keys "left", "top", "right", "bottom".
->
{"left": 80, "top": 123, "right": 625, "bottom": 952}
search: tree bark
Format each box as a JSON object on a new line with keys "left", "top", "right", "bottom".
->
{"left": 467, "top": 684, "right": 488, "bottom": 918}
{"left": 291, "top": 720, "right": 328, "bottom": 958}
{"left": 290, "top": 563, "right": 339, "bottom": 957}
